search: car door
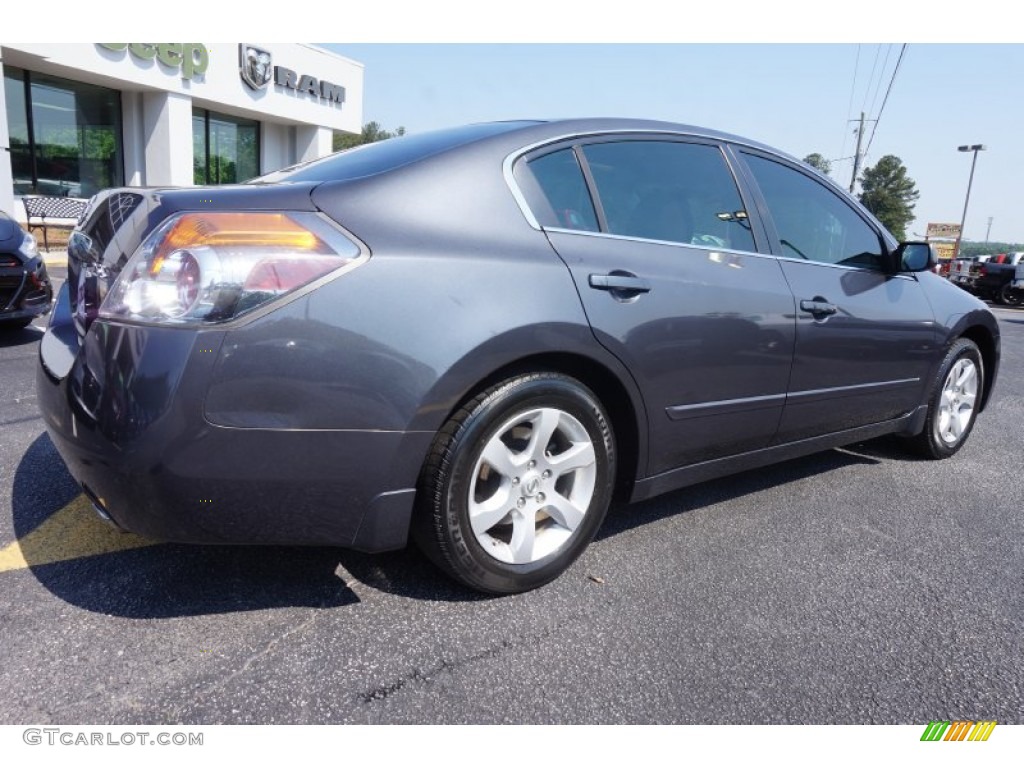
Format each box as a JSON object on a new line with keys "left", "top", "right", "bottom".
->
{"left": 735, "top": 149, "right": 938, "bottom": 443}
{"left": 514, "top": 137, "right": 796, "bottom": 476}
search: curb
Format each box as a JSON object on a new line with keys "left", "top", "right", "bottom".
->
{"left": 42, "top": 252, "right": 67, "bottom": 269}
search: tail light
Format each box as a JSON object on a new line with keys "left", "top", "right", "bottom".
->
{"left": 100, "top": 212, "right": 362, "bottom": 325}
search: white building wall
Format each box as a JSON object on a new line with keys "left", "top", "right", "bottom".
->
{"left": 2, "top": 43, "right": 362, "bottom": 133}
{"left": 260, "top": 122, "right": 291, "bottom": 175}
{"left": 296, "top": 126, "right": 333, "bottom": 165}
{"left": 120, "top": 91, "right": 146, "bottom": 187}
{"left": 0, "top": 44, "right": 362, "bottom": 219}
{"left": 142, "top": 91, "right": 193, "bottom": 187}
{"left": 0, "top": 60, "right": 15, "bottom": 217}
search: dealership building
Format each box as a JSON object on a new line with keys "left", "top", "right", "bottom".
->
{"left": 0, "top": 43, "right": 363, "bottom": 220}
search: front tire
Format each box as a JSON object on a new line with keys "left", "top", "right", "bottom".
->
{"left": 912, "top": 338, "right": 983, "bottom": 459}
{"left": 414, "top": 373, "right": 615, "bottom": 594}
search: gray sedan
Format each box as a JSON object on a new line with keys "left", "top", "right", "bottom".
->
{"left": 37, "top": 119, "right": 1000, "bottom": 593}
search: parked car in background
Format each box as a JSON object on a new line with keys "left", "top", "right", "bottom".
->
{"left": 0, "top": 210, "right": 53, "bottom": 329}
{"left": 1013, "top": 260, "right": 1024, "bottom": 295}
{"left": 36, "top": 119, "right": 1001, "bottom": 593}
{"left": 973, "top": 252, "right": 1024, "bottom": 305}
{"left": 949, "top": 254, "right": 984, "bottom": 289}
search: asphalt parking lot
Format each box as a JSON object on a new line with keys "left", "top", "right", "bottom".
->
{"left": 1, "top": 268, "right": 1022, "bottom": 724}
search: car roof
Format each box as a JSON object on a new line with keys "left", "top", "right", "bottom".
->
{"left": 258, "top": 118, "right": 801, "bottom": 187}
{"left": 523, "top": 117, "right": 782, "bottom": 152}
{"left": 464, "top": 117, "right": 798, "bottom": 167}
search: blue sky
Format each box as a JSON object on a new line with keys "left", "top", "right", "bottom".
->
{"left": 322, "top": 43, "right": 1024, "bottom": 245}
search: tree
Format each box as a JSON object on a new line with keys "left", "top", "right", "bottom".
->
{"left": 802, "top": 153, "right": 831, "bottom": 175}
{"left": 333, "top": 121, "right": 406, "bottom": 152}
{"left": 959, "top": 241, "right": 1024, "bottom": 259}
{"left": 857, "top": 155, "right": 920, "bottom": 241}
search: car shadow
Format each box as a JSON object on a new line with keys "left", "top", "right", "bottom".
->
{"left": 596, "top": 445, "right": 883, "bottom": 541}
{"left": 12, "top": 432, "right": 909, "bottom": 615}
{"left": 0, "top": 324, "right": 44, "bottom": 348}
{"left": 12, "top": 433, "right": 492, "bottom": 616}
{"left": 835, "top": 434, "right": 930, "bottom": 463}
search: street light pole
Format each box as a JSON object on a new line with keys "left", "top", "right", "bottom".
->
{"left": 954, "top": 144, "right": 986, "bottom": 258}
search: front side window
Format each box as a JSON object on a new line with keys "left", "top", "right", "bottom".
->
{"left": 581, "top": 141, "right": 756, "bottom": 252}
{"left": 743, "top": 153, "right": 884, "bottom": 269}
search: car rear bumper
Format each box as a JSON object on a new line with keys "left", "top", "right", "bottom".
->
{"left": 36, "top": 287, "right": 431, "bottom": 552}
{"left": 2, "top": 301, "right": 51, "bottom": 322}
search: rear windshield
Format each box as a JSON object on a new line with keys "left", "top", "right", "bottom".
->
{"left": 254, "top": 121, "right": 540, "bottom": 184}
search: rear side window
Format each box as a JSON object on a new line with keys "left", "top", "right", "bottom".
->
{"left": 581, "top": 141, "right": 757, "bottom": 252}
{"left": 743, "top": 153, "right": 885, "bottom": 270}
{"left": 525, "top": 149, "right": 599, "bottom": 232}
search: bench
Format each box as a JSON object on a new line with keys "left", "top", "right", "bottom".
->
{"left": 22, "top": 196, "right": 89, "bottom": 251}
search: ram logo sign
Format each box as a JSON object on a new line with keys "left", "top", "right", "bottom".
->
{"left": 238, "top": 44, "right": 345, "bottom": 106}
{"left": 239, "top": 45, "right": 273, "bottom": 90}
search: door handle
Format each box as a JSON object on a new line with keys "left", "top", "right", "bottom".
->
{"left": 589, "top": 273, "right": 651, "bottom": 294}
{"left": 799, "top": 298, "right": 837, "bottom": 316}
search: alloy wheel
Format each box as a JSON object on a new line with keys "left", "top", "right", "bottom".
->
{"left": 468, "top": 407, "right": 597, "bottom": 564}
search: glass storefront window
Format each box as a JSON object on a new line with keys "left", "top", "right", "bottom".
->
{"left": 4, "top": 69, "right": 32, "bottom": 195}
{"left": 193, "top": 108, "right": 260, "bottom": 185}
{"left": 3, "top": 66, "right": 123, "bottom": 198}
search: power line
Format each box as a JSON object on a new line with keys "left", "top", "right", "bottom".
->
{"left": 838, "top": 45, "right": 862, "bottom": 168}
{"left": 860, "top": 44, "right": 883, "bottom": 116}
{"left": 864, "top": 44, "right": 908, "bottom": 158}
{"left": 847, "top": 44, "right": 884, "bottom": 186}
{"left": 867, "top": 44, "right": 893, "bottom": 120}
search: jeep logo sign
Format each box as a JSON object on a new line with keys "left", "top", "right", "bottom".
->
{"left": 99, "top": 43, "right": 209, "bottom": 81}
{"left": 237, "top": 44, "right": 345, "bottom": 106}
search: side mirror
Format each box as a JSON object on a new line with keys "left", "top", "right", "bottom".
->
{"left": 894, "top": 242, "right": 936, "bottom": 273}
{"left": 68, "top": 230, "right": 102, "bottom": 265}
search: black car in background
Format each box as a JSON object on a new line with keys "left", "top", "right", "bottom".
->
{"left": 0, "top": 210, "right": 52, "bottom": 329}
{"left": 37, "top": 119, "right": 1000, "bottom": 594}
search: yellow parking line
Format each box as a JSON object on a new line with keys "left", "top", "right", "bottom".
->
{"left": 0, "top": 494, "right": 156, "bottom": 573}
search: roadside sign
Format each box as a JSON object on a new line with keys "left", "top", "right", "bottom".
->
{"left": 933, "top": 242, "right": 957, "bottom": 262}
{"left": 927, "top": 223, "right": 962, "bottom": 239}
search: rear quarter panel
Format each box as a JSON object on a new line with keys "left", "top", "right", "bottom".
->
{"left": 206, "top": 146, "right": 648, "bottom": 444}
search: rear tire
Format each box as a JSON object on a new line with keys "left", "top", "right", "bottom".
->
{"left": 999, "top": 283, "right": 1022, "bottom": 307}
{"left": 413, "top": 373, "right": 615, "bottom": 594}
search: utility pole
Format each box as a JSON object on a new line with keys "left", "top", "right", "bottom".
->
{"left": 954, "top": 144, "right": 985, "bottom": 258}
{"left": 985, "top": 216, "right": 993, "bottom": 244}
{"left": 849, "top": 111, "right": 865, "bottom": 194}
